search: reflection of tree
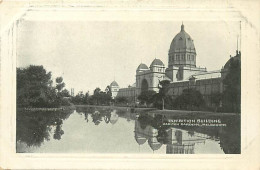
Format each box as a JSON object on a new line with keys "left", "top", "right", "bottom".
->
{"left": 81, "top": 112, "right": 89, "bottom": 122}
{"left": 157, "top": 126, "right": 169, "bottom": 144}
{"left": 219, "top": 116, "right": 240, "bottom": 154}
{"left": 53, "top": 118, "right": 64, "bottom": 140}
{"left": 76, "top": 107, "right": 122, "bottom": 125}
{"left": 91, "top": 111, "right": 103, "bottom": 125}
{"left": 104, "top": 112, "right": 111, "bottom": 124}
{"left": 16, "top": 109, "right": 73, "bottom": 149}
{"left": 188, "top": 131, "right": 195, "bottom": 137}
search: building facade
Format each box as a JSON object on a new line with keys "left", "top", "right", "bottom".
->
{"left": 110, "top": 23, "right": 240, "bottom": 106}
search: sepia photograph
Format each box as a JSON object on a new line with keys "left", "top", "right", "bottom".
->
{"left": 16, "top": 19, "right": 241, "bottom": 154}
{"left": 0, "top": 0, "right": 259, "bottom": 169}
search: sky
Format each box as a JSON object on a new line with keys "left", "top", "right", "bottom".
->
{"left": 17, "top": 20, "right": 240, "bottom": 94}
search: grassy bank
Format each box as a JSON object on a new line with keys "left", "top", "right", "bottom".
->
{"left": 148, "top": 109, "right": 239, "bottom": 117}
{"left": 75, "top": 104, "right": 156, "bottom": 112}
{"left": 17, "top": 105, "right": 76, "bottom": 112}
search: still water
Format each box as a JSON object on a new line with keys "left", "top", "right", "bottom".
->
{"left": 16, "top": 106, "right": 240, "bottom": 154}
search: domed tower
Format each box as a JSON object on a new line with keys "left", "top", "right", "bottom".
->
{"left": 136, "top": 63, "right": 149, "bottom": 73}
{"left": 150, "top": 58, "right": 165, "bottom": 73}
{"left": 168, "top": 23, "right": 196, "bottom": 68}
{"left": 110, "top": 80, "right": 119, "bottom": 99}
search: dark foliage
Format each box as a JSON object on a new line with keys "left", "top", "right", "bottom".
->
{"left": 17, "top": 65, "right": 70, "bottom": 108}
{"left": 115, "top": 96, "right": 129, "bottom": 104}
{"left": 16, "top": 109, "right": 74, "bottom": 148}
{"left": 173, "top": 88, "right": 205, "bottom": 110}
{"left": 71, "top": 86, "right": 112, "bottom": 106}
{"left": 222, "top": 57, "right": 241, "bottom": 113}
{"left": 137, "top": 90, "right": 156, "bottom": 105}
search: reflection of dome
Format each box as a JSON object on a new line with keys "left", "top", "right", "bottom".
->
{"left": 137, "top": 63, "right": 149, "bottom": 71}
{"left": 110, "top": 110, "right": 119, "bottom": 125}
{"left": 150, "top": 59, "right": 164, "bottom": 67}
{"left": 148, "top": 138, "right": 162, "bottom": 151}
{"left": 135, "top": 134, "right": 147, "bottom": 145}
{"left": 110, "top": 81, "right": 119, "bottom": 87}
{"left": 169, "top": 24, "right": 196, "bottom": 54}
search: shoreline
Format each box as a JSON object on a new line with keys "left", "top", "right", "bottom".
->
{"left": 75, "top": 104, "right": 156, "bottom": 112}
{"left": 17, "top": 105, "right": 239, "bottom": 116}
{"left": 75, "top": 105, "right": 239, "bottom": 116}
{"left": 17, "top": 105, "right": 76, "bottom": 112}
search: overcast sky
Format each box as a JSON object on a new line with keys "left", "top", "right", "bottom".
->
{"left": 17, "top": 20, "right": 240, "bottom": 94}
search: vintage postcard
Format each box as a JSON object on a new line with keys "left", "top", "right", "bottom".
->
{"left": 0, "top": 0, "right": 259, "bottom": 169}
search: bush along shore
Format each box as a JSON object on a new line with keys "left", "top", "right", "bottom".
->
{"left": 17, "top": 65, "right": 73, "bottom": 110}
{"left": 18, "top": 105, "right": 76, "bottom": 112}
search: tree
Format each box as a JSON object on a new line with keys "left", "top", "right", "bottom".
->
{"left": 60, "top": 89, "right": 70, "bottom": 98}
{"left": 84, "top": 92, "right": 90, "bottom": 104}
{"left": 17, "top": 65, "right": 56, "bottom": 107}
{"left": 91, "top": 87, "right": 112, "bottom": 105}
{"left": 211, "top": 92, "right": 222, "bottom": 111}
{"left": 56, "top": 77, "right": 65, "bottom": 92}
{"left": 105, "top": 85, "right": 112, "bottom": 97}
{"left": 16, "top": 65, "right": 71, "bottom": 108}
{"left": 174, "top": 88, "right": 205, "bottom": 110}
{"left": 137, "top": 90, "right": 156, "bottom": 105}
{"left": 71, "top": 91, "right": 85, "bottom": 105}
{"left": 222, "top": 57, "right": 241, "bottom": 113}
{"left": 156, "top": 80, "right": 171, "bottom": 110}
{"left": 115, "top": 96, "right": 128, "bottom": 104}
{"left": 94, "top": 87, "right": 101, "bottom": 95}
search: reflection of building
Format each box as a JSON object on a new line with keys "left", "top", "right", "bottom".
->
{"left": 134, "top": 120, "right": 162, "bottom": 152}
{"left": 110, "top": 23, "right": 241, "bottom": 106}
{"left": 165, "top": 128, "right": 206, "bottom": 154}
{"left": 134, "top": 119, "right": 207, "bottom": 154}
{"left": 109, "top": 110, "right": 119, "bottom": 125}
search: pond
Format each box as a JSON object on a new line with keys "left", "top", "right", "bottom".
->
{"left": 16, "top": 106, "right": 240, "bottom": 154}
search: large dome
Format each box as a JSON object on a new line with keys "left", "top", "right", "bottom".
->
{"left": 169, "top": 24, "right": 196, "bottom": 54}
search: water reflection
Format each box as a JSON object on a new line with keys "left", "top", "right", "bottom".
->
{"left": 76, "top": 107, "right": 120, "bottom": 125}
{"left": 16, "top": 109, "right": 74, "bottom": 148}
{"left": 135, "top": 113, "right": 240, "bottom": 154}
{"left": 16, "top": 107, "right": 240, "bottom": 154}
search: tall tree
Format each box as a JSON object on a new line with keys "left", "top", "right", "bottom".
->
{"left": 222, "top": 57, "right": 241, "bottom": 113}
{"left": 157, "top": 80, "right": 171, "bottom": 110}
{"left": 17, "top": 65, "right": 55, "bottom": 107}
{"left": 56, "top": 77, "right": 65, "bottom": 92}
{"left": 105, "top": 85, "right": 112, "bottom": 97}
